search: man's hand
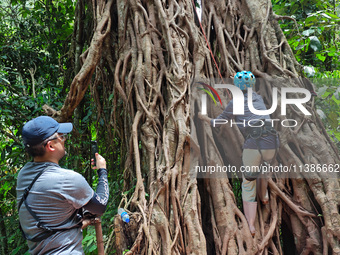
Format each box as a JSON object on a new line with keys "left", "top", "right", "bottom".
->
{"left": 198, "top": 112, "right": 211, "bottom": 123}
{"left": 81, "top": 216, "right": 101, "bottom": 230}
{"left": 91, "top": 153, "right": 106, "bottom": 169}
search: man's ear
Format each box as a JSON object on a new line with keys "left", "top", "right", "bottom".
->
{"left": 45, "top": 141, "right": 56, "bottom": 152}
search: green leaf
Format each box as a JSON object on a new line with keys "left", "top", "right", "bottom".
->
{"left": 332, "top": 94, "right": 340, "bottom": 106}
{"left": 317, "top": 86, "right": 328, "bottom": 97}
{"left": 335, "top": 87, "right": 340, "bottom": 100}
{"left": 320, "top": 13, "right": 332, "bottom": 19}
{"left": 87, "top": 238, "right": 93, "bottom": 246}
{"left": 309, "top": 36, "right": 322, "bottom": 51}
{"left": 316, "top": 53, "right": 326, "bottom": 62}
{"left": 302, "top": 29, "right": 314, "bottom": 36}
{"left": 0, "top": 77, "right": 10, "bottom": 85}
{"left": 82, "top": 235, "right": 93, "bottom": 243}
{"left": 89, "top": 244, "right": 97, "bottom": 252}
{"left": 325, "top": 12, "right": 340, "bottom": 19}
{"left": 11, "top": 246, "right": 22, "bottom": 255}
{"left": 295, "top": 44, "right": 306, "bottom": 50}
{"left": 334, "top": 132, "right": 340, "bottom": 142}
{"left": 327, "top": 112, "right": 339, "bottom": 129}
{"left": 325, "top": 46, "right": 337, "bottom": 57}
{"left": 305, "top": 16, "right": 317, "bottom": 25}
{"left": 327, "top": 51, "right": 336, "bottom": 57}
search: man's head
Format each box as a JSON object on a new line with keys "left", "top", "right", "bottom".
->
{"left": 22, "top": 116, "right": 73, "bottom": 158}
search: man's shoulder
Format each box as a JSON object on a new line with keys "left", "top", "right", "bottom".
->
{"left": 44, "top": 167, "right": 84, "bottom": 180}
{"left": 36, "top": 167, "right": 91, "bottom": 195}
{"left": 17, "top": 162, "right": 57, "bottom": 186}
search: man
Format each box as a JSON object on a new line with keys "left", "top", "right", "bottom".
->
{"left": 17, "top": 116, "right": 109, "bottom": 254}
{"left": 199, "top": 71, "right": 279, "bottom": 236}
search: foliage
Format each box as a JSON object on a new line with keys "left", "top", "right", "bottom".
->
{"left": 312, "top": 71, "right": 340, "bottom": 148}
{"left": 272, "top": 0, "right": 340, "bottom": 71}
{"left": 272, "top": 0, "right": 340, "bottom": 149}
{"left": 0, "top": 0, "right": 124, "bottom": 253}
{"left": 0, "top": 0, "right": 75, "bottom": 252}
{"left": 82, "top": 227, "right": 99, "bottom": 254}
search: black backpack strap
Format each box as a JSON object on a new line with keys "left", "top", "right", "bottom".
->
{"left": 18, "top": 167, "right": 50, "bottom": 210}
{"left": 18, "top": 167, "right": 54, "bottom": 241}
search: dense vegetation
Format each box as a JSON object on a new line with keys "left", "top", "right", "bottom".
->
{"left": 273, "top": 0, "right": 340, "bottom": 149}
{"left": 0, "top": 0, "right": 339, "bottom": 254}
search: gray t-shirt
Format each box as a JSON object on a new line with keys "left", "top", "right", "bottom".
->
{"left": 16, "top": 162, "right": 94, "bottom": 255}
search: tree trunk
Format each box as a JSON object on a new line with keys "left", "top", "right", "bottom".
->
{"left": 49, "top": 0, "right": 340, "bottom": 254}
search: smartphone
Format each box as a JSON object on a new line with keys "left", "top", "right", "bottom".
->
{"left": 91, "top": 141, "right": 98, "bottom": 165}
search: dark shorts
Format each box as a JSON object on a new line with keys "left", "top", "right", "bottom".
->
{"left": 243, "top": 134, "right": 279, "bottom": 150}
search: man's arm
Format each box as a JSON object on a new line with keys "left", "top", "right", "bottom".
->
{"left": 83, "top": 153, "right": 109, "bottom": 216}
{"left": 83, "top": 168, "right": 108, "bottom": 215}
{"left": 198, "top": 113, "right": 211, "bottom": 123}
{"left": 198, "top": 101, "right": 234, "bottom": 126}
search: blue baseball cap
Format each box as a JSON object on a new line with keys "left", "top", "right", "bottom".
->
{"left": 22, "top": 116, "right": 73, "bottom": 147}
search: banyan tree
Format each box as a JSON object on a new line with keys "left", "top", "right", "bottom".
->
{"left": 46, "top": 0, "right": 339, "bottom": 254}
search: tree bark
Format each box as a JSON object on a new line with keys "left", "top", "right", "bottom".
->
{"left": 52, "top": 0, "right": 340, "bottom": 254}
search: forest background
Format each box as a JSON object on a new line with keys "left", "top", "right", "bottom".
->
{"left": 0, "top": 0, "right": 339, "bottom": 254}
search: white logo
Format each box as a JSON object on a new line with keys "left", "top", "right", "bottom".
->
{"left": 201, "top": 85, "right": 312, "bottom": 116}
